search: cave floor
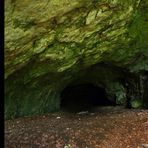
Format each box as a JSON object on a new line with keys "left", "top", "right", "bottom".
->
{"left": 5, "top": 106, "right": 148, "bottom": 148}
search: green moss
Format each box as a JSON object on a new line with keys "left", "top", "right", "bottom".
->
{"left": 128, "top": 12, "right": 148, "bottom": 48}
{"left": 76, "top": 16, "right": 86, "bottom": 27}
{"left": 131, "top": 99, "right": 143, "bottom": 109}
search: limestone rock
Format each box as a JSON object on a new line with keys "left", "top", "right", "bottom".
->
{"left": 5, "top": 0, "right": 148, "bottom": 119}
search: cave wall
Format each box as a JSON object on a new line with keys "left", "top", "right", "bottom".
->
{"left": 5, "top": 0, "right": 148, "bottom": 119}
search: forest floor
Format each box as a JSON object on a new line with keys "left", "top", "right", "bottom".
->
{"left": 5, "top": 106, "right": 148, "bottom": 148}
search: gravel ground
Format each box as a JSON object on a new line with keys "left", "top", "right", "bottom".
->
{"left": 5, "top": 106, "right": 148, "bottom": 148}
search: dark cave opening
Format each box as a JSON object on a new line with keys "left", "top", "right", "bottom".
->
{"left": 60, "top": 83, "right": 116, "bottom": 112}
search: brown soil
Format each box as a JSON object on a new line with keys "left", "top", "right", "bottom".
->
{"left": 5, "top": 106, "right": 148, "bottom": 148}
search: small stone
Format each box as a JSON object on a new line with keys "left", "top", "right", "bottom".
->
{"left": 141, "top": 144, "right": 148, "bottom": 148}
{"left": 77, "top": 111, "right": 89, "bottom": 115}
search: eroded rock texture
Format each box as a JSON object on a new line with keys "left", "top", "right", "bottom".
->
{"left": 5, "top": 0, "right": 148, "bottom": 119}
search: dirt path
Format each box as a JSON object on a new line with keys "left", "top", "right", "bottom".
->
{"left": 5, "top": 107, "right": 148, "bottom": 148}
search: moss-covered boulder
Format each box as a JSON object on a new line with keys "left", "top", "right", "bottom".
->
{"left": 5, "top": 0, "right": 148, "bottom": 119}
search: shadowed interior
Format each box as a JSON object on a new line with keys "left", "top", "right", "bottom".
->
{"left": 60, "top": 83, "right": 116, "bottom": 112}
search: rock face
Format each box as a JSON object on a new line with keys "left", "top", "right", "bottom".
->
{"left": 5, "top": 0, "right": 148, "bottom": 119}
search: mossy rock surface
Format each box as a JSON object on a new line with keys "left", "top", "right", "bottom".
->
{"left": 5, "top": 0, "right": 148, "bottom": 119}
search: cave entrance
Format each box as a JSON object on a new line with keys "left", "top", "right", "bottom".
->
{"left": 60, "top": 83, "right": 115, "bottom": 112}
